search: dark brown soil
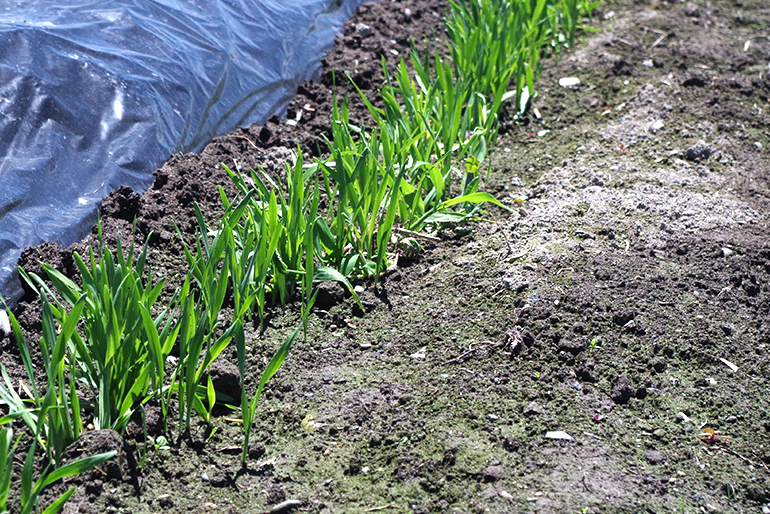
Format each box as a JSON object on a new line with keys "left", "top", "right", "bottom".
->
{"left": 5, "top": 0, "right": 770, "bottom": 513}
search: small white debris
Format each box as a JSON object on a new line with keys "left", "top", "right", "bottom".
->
{"left": 544, "top": 431, "right": 574, "bottom": 441}
{"left": 0, "top": 310, "right": 10, "bottom": 336}
{"left": 354, "top": 285, "right": 365, "bottom": 294}
{"left": 498, "top": 490, "right": 515, "bottom": 501}
{"left": 677, "top": 412, "right": 691, "bottom": 423}
{"left": 559, "top": 77, "right": 580, "bottom": 88}
{"left": 537, "top": 129, "right": 550, "bottom": 137}
{"left": 744, "top": 40, "right": 751, "bottom": 52}
{"left": 643, "top": 59, "right": 654, "bottom": 67}
{"left": 270, "top": 500, "right": 302, "bottom": 514}
{"left": 361, "top": 466, "right": 369, "bottom": 473}
{"left": 721, "top": 247, "right": 733, "bottom": 258}
{"left": 410, "top": 347, "right": 426, "bottom": 359}
{"left": 201, "top": 472, "right": 210, "bottom": 482}
{"left": 706, "top": 377, "right": 717, "bottom": 386}
{"left": 754, "top": 142, "right": 762, "bottom": 149}
{"left": 718, "top": 357, "right": 738, "bottom": 372}
{"left": 649, "top": 120, "right": 665, "bottom": 133}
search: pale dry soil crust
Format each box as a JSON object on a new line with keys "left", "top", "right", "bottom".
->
{"left": 5, "top": 0, "right": 770, "bottom": 513}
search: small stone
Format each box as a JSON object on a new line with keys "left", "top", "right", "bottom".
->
{"left": 642, "top": 59, "right": 654, "bottom": 67}
{"left": 270, "top": 500, "right": 303, "bottom": 514}
{"left": 482, "top": 462, "right": 506, "bottom": 482}
{"left": 683, "top": 76, "right": 707, "bottom": 87}
{"left": 746, "top": 486, "right": 766, "bottom": 503}
{"left": 201, "top": 472, "right": 210, "bottom": 482}
{"left": 611, "top": 376, "right": 634, "bottom": 405}
{"left": 359, "top": 343, "right": 372, "bottom": 350}
{"left": 646, "top": 450, "right": 666, "bottom": 464}
{"left": 755, "top": 142, "right": 763, "bottom": 149}
{"left": 685, "top": 141, "right": 712, "bottom": 161}
{"left": 558, "top": 338, "right": 588, "bottom": 355}
{"left": 559, "top": 77, "right": 580, "bottom": 88}
{"left": 684, "top": 2, "right": 700, "bottom": 16}
{"left": 721, "top": 247, "right": 733, "bottom": 258}
{"left": 503, "top": 435, "right": 520, "bottom": 452}
{"left": 651, "top": 357, "right": 667, "bottom": 373}
{"left": 524, "top": 401, "right": 542, "bottom": 416}
{"left": 354, "top": 285, "right": 365, "bottom": 294}
{"left": 612, "top": 310, "right": 636, "bottom": 326}
{"left": 649, "top": 120, "right": 665, "bottom": 133}
{"left": 725, "top": 415, "right": 737, "bottom": 423}
{"left": 354, "top": 23, "right": 372, "bottom": 38}
{"left": 403, "top": 8, "right": 412, "bottom": 21}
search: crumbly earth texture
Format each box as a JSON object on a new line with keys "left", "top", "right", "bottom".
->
{"left": 4, "top": 0, "right": 770, "bottom": 512}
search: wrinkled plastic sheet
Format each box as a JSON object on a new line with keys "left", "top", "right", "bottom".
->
{"left": 0, "top": 0, "right": 365, "bottom": 305}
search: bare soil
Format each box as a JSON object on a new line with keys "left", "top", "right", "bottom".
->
{"left": 5, "top": 0, "right": 770, "bottom": 512}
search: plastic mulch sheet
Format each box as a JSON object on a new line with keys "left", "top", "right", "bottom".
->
{"left": 0, "top": 0, "right": 364, "bottom": 305}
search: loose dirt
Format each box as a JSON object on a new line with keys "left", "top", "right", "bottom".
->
{"left": 5, "top": 0, "right": 770, "bottom": 512}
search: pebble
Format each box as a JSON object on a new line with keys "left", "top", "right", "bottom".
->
{"left": 201, "top": 472, "right": 210, "bottom": 482}
{"left": 685, "top": 141, "right": 712, "bottom": 162}
{"left": 354, "top": 285, "right": 365, "bottom": 293}
{"left": 755, "top": 142, "right": 763, "bottom": 149}
{"left": 403, "top": 8, "right": 412, "bottom": 21}
{"left": 482, "top": 462, "right": 506, "bottom": 482}
{"left": 559, "top": 77, "right": 580, "bottom": 88}
{"left": 649, "top": 120, "right": 665, "bottom": 133}
{"left": 721, "top": 247, "right": 733, "bottom": 258}
{"left": 354, "top": 23, "right": 372, "bottom": 38}
{"left": 270, "top": 500, "right": 303, "bottom": 514}
{"left": 646, "top": 450, "right": 666, "bottom": 464}
{"left": 524, "top": 401, "right": 542, "bottom": 416}
{"left": 642, "top": 59, "right": 654, "bottom": 67}
{"left": 684, "top": 2, "right": 700, "bottom": 16}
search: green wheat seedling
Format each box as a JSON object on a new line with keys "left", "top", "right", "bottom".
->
{"left": 0, "top": 298, "right": 84, "bottom": 466}
{"left": 225, "top": 154, "right": 315, "bottom": 305}
{"left": 235, "top": 322, "right": 299, "bottom": 467}
{"left": 447, "top": 0, "right": 594, "bottom": 118}
{"left": 446, "top": 0, "right": 549, "bottom": 116}
{"left": 314, "top": 93, "right": 405, "bottom": 277}
{"left": 174, "top": 276, "right": 238, "bottom": 433}
{"left": 0, "top": 307, "right": 116, "bottom": 513}
{"left": 24, "top": 227, "right": 170, "bottom": 434}
{"left": 0, "top": 425, "right": 115, "bottom": 514}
